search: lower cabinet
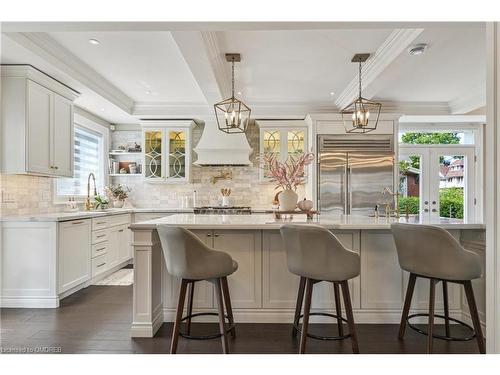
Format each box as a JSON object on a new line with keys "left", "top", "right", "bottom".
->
{"left": 58, "top": 219, "right": 91, "bottom": 293}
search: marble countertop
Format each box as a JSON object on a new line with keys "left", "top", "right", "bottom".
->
{"left": 130, "top": 213, "right": 486, "bottom": 230}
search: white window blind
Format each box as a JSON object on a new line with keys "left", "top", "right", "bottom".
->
{"left": 57, "top": 125, "right": 103, "bottom": 197}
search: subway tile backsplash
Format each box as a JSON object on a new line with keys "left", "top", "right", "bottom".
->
{"left": 0, "top": 123, "right": 306, "bottom": 216}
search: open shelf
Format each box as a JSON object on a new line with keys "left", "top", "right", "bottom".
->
{"left": 109, "top": 174, "right": 142, "bottom": 177}
{"left": 109, "top": 151, "right": 142, "bottom": 156}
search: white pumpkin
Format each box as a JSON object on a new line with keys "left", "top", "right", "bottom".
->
{"left": 297, "top": 198, "right": 313, "bottom": 212}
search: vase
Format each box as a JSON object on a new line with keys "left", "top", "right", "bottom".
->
{"left": 278, "top": 189, "right": 298, "bottom": 211}
{"left": 113, "top": 199, "right": 125, "bottom": 208}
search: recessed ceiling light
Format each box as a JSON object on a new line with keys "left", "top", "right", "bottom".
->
{"left": 89, "top": 39, "right": 101, "bottom": 46}
{"left": 408, "top": 43, "right": 428, "bottom": 56}
{"left": 237, "top": 91, "right": 242, "bottom": 95}
{"left": 146, "top": 90, "right": 152, "bottom": 95}
{"left": 330, "top": 91, "right": 335, "bottom": 96}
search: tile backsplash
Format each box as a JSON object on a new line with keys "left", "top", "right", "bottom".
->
{"left": 1, "top": 123, "right": 307, "bottom": 216}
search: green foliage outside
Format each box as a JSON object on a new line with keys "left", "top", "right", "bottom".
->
{"left": 398, "top": 188, "right": 464, "bottom": 219}
{"left": 401, "top": 132, "right": 461, "bottom": 145}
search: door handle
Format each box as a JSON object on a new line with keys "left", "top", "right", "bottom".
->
{"left": 432, "top": 209, "right": 437, "bottom": 213}
{"left": 424, "top": 208, "right": 429, "bottom": 212}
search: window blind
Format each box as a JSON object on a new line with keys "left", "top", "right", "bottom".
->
{"left": 57, "top": 126, "right": 102, "bottom": 197}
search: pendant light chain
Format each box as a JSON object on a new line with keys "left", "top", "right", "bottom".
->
{"left": 358, "top": 60, "right": 362, "bottom": 98}
{"left": 231, "top": 59, "right": 235, "bottom": 98}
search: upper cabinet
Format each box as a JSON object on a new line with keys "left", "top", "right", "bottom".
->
{"left": 1, "top": 65, "right": 79, "bottom": 177}
{"left": 141, "top": 120, "right": 195, "bottom": 183}
{"left": 256, "top": 120, "right": 310, "bottom": 180}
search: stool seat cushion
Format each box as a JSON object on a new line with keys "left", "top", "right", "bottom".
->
{"left": 280, "top": 224, "right": 360, "bottom": 282}
{"left": 157, "top": 226, "right": 238, "bottom": 280}
{"left": 391, "top": 223, "right": 481, "bottom": 281}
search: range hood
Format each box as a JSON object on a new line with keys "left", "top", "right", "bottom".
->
{"left": 194, "top": 121, "right": 253, "bottom": 166}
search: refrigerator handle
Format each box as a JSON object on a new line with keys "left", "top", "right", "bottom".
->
{"left": 348, "top": 166, "right": 353, "bottom": 215}
{"left": 344, "top": 162, "right": 349, "bottom": 214}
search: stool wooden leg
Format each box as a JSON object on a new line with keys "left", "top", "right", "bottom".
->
{"left": 170, "top": 279, "right": 188, "bottom": 354}
{"left": 299, "top": 278, "right": 313, "bottom": 354}
{"left": 221, "top": 276, "right": 236, "bottom": 337}
{"left": 292, "top": 276, "right": 306, "bottom": 337}
{"left": 442, "top": 280, "right": 451, "bottom": 338}
{"left": 427, "top": 278, "right": 436, "bottom": 354}
{"left": 341, "top": 280, "right": 359, "bottom": 354}
{"left": 214, "top": 278, "right": 229, "bottom": 354}
{"left": 399, "top": 273, "right": 417, "bottom": 339}
{"left": 333, "top": 282, "right": 344, "bottom": 337}
{"left": 463, "top": 281, "right": 486, "bottom": 354}
{"left": 186, "top": 281, "right": 195, "bottom": 336}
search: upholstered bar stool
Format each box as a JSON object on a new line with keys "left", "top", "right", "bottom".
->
{"left": 391, "top": 223, "right": 485, "bottom": 354}
{"left": 280, "top": 224, "right": 361, "bottom": 354}
{"left": 157, "top": 226, "right": 238, "bottom": 354}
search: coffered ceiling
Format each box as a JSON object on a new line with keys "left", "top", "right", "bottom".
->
{"left": 0, "top": 22, "right": 486, "bottom": 124}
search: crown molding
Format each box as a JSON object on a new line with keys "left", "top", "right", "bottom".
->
{"left": 335, "top": 28, "right": 424, "bottom": 110}
{"left": 132, "top": 102, "right": 212, "bottom": 118}
{"left": 378, "top": 100, "right": 450, "bottom": 115}
{"left": 449, "top": 87, "right": 486, "bottom": 114}
{"left": 200, "top": 31, "right": 232, "bottom": 99}
{"left": 4, "top": 32, "right": 134, "bottom": 114}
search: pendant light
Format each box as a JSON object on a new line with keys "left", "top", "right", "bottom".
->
{"left": 214, "top": 53, "right": 251, "bottom": 134}
{"left": 341, "top": 53, "right": 382, "bottom": 133}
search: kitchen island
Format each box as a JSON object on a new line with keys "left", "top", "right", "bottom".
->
{"left": 129, "top": 214, "right": 486, "bottom": 337}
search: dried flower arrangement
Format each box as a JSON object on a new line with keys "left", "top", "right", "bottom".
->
{"left": 105, "top": 184, "right": 131, "bottom": 201}
{"left": 258, "top": 152, "right": 315, "bottom": 191}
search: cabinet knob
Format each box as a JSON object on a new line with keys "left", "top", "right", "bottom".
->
{"left": 214, "top": 234, "right": 219, "bottom": 238}
{"left": 206, "top": 233, "right": 211, "bottom": 237}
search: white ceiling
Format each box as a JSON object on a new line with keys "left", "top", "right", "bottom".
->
{"left": 0, "top": 22, "right": 487, "bottom": 123}
{"left": 48, "top": 31, "right": 207, "bottom": 104}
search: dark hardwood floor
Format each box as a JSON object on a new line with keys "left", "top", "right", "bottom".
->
{"left": 0, "top": 285, "right": 481, "bottom": 354}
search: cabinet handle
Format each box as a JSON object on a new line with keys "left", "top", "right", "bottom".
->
{"left": 96, "top": 247, "right": 106, "bottom": 252}
{"left": 96, "top": 234, "right": 106, "bottom": 238}
{"left": 97, "top": 262, "right": 106, "bottom": 268}
{"left": 118, "top": 229, "right": 124, "bottom": 232}
{"left": 72, "top": 221, "right": 85, "bottom": 225}
{"left": 206, "top": 233, "right": 212, "bottom": 237}
{"left": 96, "top": 221, "right": 107, "bottom": 224}
{"left": 54, "top": 166, "right": 59, "bottom": 170}
{"left": 214, "top": 234, "right": 219, "bottom": 238}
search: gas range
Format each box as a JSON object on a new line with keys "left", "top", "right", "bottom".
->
{"left": 193, "top": 206, "right": 252, "bottom": 215}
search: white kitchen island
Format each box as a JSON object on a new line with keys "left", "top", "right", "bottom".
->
{"left": 129, "top": 214, "right": 486, "bottom": 337}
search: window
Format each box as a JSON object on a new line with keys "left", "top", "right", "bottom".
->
{"left": 56, "top": 123, "right": 107, "bottom": 200}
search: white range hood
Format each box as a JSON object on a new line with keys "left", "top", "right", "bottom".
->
{"left": 194, "top": 121, "right": 253, "bottom": 166}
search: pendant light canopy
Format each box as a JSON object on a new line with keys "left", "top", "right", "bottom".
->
{"left": 341, "top": 53, "right": 382, "bottom": 134}
{"left": 214, "top": 53, "right": 251, "bottom": 134}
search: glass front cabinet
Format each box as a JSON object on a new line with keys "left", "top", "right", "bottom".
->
{"left": 141, "top": 120, "right": 195, "bottom": 183}
{"left": 256, "top": 120, "right": 309, "bottom": 180}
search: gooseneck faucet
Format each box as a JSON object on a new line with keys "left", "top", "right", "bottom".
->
{"left": 382, "top": 186, "right": 400, "bottom": 218}
{"left": 85, "top": 172, "right": 98, "bottom": 211}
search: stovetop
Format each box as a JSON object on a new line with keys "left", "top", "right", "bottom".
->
{"left": 193, "top": 206, "right": 252, "bottom": 215}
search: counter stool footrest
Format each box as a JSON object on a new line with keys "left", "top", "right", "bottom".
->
{"left": 293, "top": 312, "right": 351, "bottom": 341}
{"left": 406, "top": 313, "right": 476, "bottom": 342}
{"left": 179, "top": 312, "right": 235, "bottom": 340}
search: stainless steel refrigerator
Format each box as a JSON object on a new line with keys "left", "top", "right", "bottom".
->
{"left": 317, "top": 135, "right": 395, "bottom": 215}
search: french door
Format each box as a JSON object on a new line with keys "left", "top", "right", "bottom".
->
{"left": 399, "top": 146, "right": 476, "bottom": 220}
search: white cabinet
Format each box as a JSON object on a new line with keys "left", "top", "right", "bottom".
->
{"left": 256, "top": 120, "right": 309, "bottom": 180}
{"left": 141, "top": 120, "right": 195, "bottom": 183}
{"left": 107, "top": 225, "right": 121, "bottom": 269}
{"left": 1, "top": 65, "right": 78, "bottom": 177}
{"left": 58, "top": 219, "right": 91, "bottom": 293}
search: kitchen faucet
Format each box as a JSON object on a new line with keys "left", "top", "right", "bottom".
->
{"left": 382, "top": 186, "right": 400, "bottom": 218}
{"left": 85, "top": 172, "right": 98, "bottom": 211}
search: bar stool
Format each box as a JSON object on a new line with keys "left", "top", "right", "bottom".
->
{"left": 391, "top": 223, "right": 485, "bottom": 354}
{"left": 280, "top": 224, "right": 361, "bottom": 354}
{"left": 157, "top": 226, "right": 238, "bottom": 354}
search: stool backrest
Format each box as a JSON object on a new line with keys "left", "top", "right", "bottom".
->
{"left": 391, "top": 223, "right": 481, "bottom": 281}
{"left": 157, "top": 226, "right": 209, "bottom": 279}
{"left": 280, "top": 224, "right": 359, "bottom": 281}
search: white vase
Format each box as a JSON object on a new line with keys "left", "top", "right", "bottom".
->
{"left": 113, "top": 199, "right": 125, "bottom": 208}
{"left": 278, "top": 190, "right": 298, "bottom": 211}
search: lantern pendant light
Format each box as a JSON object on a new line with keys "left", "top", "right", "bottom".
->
{"left": 341, "top": 53, "right": 382, "bottom": 134}
{"left": 214, "top": 53, "right": 251, "bottom": 134}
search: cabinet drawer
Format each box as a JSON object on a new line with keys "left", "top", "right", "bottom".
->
{"left": 108, "top": 214, "right": 131, "bottom": 227}
{"left": 92, "top": 242, "right": 108, "bottom": 258}
{"left": 91, "top": 254, "right": 108, "bottom": 277}
{"left": 92, "top": 229, "right": 108, "bottom": 244}
{"left": 92, "top": 217, "right": 110, "bottom": 231}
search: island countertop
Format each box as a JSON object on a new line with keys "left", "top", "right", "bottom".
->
{"left": 130, "top": 213, "right": 485, "bottom": 230}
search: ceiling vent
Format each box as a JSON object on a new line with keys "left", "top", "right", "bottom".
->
{"left": 408, "top": 43, "right": 428, "bottom": 56}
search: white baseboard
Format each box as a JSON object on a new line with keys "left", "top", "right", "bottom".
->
{"left": 130, "top": 303, "right": 164, "bottom": 337}
{"left": 0, "top": 296, "right": 59, "bottom": 308}
{"left": 162, "top": 307, "right": 463, "bottom": 324}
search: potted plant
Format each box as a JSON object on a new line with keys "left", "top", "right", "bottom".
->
{"left": 105, "top": 184, "right": 131, "bottom": 208}
{"left": 259, "top": 152, "right": 314, "bottom": 211}
{"left": 94, "top": 195, "right": 109, "bottom": 210}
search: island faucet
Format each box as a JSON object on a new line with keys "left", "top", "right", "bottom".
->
{"left": 382, "top": 186, "right": 400, "bottom": 218}
{"left": 85, "top": 172, "right": 98, "bottom": 211}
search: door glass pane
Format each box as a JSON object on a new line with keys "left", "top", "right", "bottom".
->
{"left": 398, "top": 154, "right": 421, "bottom": 215}
{"left": 144, "top": 130, "right": 163, "bottom": 179}
{"left": 169, "top": 131, "right": 186, "bottom": 178}
{"left": 438, "top": 155, "right": 465, "bottom": 218}
{"left": 263, "top": 130, "right": 280, "bottom": 178}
